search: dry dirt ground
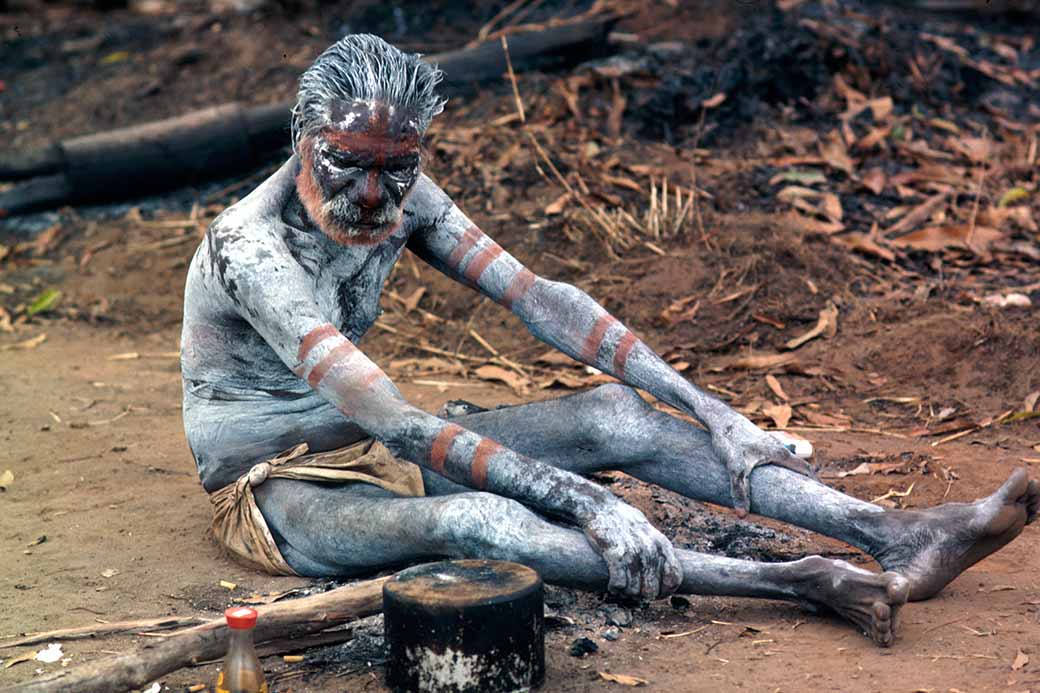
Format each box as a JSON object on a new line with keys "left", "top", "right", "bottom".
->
{"left": 3, "top": 0, "right": 1040, "bottom": 691}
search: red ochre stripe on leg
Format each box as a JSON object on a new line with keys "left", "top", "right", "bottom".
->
{"left": 612, "top": 331, "right": 638, "bottom": 379}
{"left": 463, "top": 244, "right": 504, "bottom": 285}
{"left": 470, "top": 439, "right": 502, "bottom": 490}
{"left": 429, "top": 423, "right": 464, "bottom": 475}
{"left": 501, "top": 269, "right": 536, "bottom": 310}
{"left": 447, "top": 226, "right": 482, "bottom": 272}
{"left": 359, "top": 368, "right": 388, "bottom": 390}
{"left": 307, "top": 342, "right": 357, "bottom": 388}
{"left": 581, "top": 314, "right": 618, "bottom": 364}
{"left": 298, "top": 324, "right": 340, "bottom": 363}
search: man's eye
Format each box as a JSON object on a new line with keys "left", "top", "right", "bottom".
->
{"left": 325, "top": 152, "right": 359, "bottom": 172}
{"left": 386, "top": 166, "right": 416, "bottom": 182}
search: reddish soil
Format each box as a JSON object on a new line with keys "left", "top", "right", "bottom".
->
{"left": 2, "top": 0, "right": 1039, "bottom": 691}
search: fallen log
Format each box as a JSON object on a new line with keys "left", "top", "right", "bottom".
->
{"left": 1, "top": 575, "right": 388, "bottom": 693}
{"left": 0, "top": 18, "right": 615, "bottom": 217}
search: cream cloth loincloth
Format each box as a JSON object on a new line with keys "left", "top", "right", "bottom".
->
{"left": 209, "top": 439, "right": 425, "bottom": 576}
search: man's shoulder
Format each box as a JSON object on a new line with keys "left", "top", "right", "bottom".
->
{"left": 209, "top": 157, "right": 298, "bottom": 239}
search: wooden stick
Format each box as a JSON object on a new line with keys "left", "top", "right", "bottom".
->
{"left": 3, "top": 576, "right": 388, "bottom": 693}
{"left": 0, "top": 617, "right": 204, "bottom": 650}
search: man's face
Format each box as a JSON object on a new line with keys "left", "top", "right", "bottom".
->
{"left": 296, "top": 99, "right": 422, "bottom": 245}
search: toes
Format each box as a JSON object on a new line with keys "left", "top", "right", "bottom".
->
{"left": 873, "top": 601, "right": 890, "bottom": 622}
{"left": 997, "top": 468, "right": 1029, "bottom": 502}
{"left": 1025, "top": 480, "right": 1039, "bottom": 524}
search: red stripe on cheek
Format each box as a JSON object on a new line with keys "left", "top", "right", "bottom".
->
{"left": 307, "top": 342, "right": 357, "bottom": 388}
{"left": 612, "top": 331, "right": 638, "bottom": 379}
{"left": 501, "top": 269, "right": 536, "bottom": 310}
{"left": 470, "top": 439, "right": 502, "bottom": 490}
{"left": 463, "top": 244, "right": 503, "bottom": 285}
{"left": 447, "top": 226, "right": 482, "bottom": 272}
{"left": 429, "top": 423, "right": 464, "bottom": 474}
{"left": 298, "top": 324, "right": 340, "bottom": 363}
{"left": 581, "top": 314, "right": 617, "bottom": 364}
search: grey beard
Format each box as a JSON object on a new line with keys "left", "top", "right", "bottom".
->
{"left": 322, "top": 194, "right": 398, "bottom": 238}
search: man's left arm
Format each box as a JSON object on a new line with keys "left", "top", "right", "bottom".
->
{"left": 408, "top": 194, "right": 813, "bottom": 514}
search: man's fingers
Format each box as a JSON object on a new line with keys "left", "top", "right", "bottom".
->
{"left": 729, "top": 469, "right": 751, "bottom": 518}
{"left": 770, "top": 452, "right": 815, "bottom": 479}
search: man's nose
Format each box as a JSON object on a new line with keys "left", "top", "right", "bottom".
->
{"left": 357, "top": 170, "right": 386, "bottom": 209}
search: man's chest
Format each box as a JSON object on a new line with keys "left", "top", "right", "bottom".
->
{"left": 308, "top": 232, "right": 410, "bottom": 341}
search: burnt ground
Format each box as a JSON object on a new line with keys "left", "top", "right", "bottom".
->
{"left": 2, "top": 0, "right": 1040, "bottom": 691}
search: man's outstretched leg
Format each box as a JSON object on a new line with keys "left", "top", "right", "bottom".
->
{"left": 447, "top": 384, "right": 1040, "bottom": 601}
{"left": 254, "top": 479, "right": 910, "bottom": 646}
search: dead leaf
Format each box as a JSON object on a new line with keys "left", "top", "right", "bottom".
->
{"left": 855, "top": 125, "right": 892, "bottom": 151}
{"left": 884, "top": 192, "right": 948, "bottom": 236}
{"left": 107, "top": 352, "right": 140, "bottom": 361}
{"left": 834, "top": 232, "right": 896, "bottom": 262}
{"left": 819, "top": 131, "right": 854, "bottom": 175}
{"left": 535, "top": 350, "right": 580, "bottom": 367}
{"left": 978, "top": 206, "right": 1037, "bottom": 233}
{"left": 1012, "top": 650, "right": 1029, "bottom": 671}
{"left": 401, "top": 287, "right": 426, "bottom": 313}
{"left": 860, "top": 168, "right": 886, "bottom": 195}
{"left": 220, "top": 580, "right": 237, "bottom": 590}
{"left": 701, "top": 92, "right": 727, "bottom": 109}
{"left": 891, "top": 225, "right": 1003, "bottom": 258}
{"left": 765, "top": 374, "right": 789, "bottom": 401}
{"left": 1024, "top": 391, "right": 1040, "bottom": 413}
{"left": 823, "top": 461, "right": 910, "bottom": 479}
{"left": 544, "top": 192, "right": 571, "bottom": 216}
{"left": 598, "top": 672, "right": 649, "bottom": 687}
{"left": 785, "top": 302, "right": 839, "bottom": 350}
{"left": 474, "top": 365, "right": 530, "bottom": 395}
{"left": 0, "top": 469, "right": 13, "bottom": 491}
{"left": 538, "top": 374, "right": 588, "bottom": 389}
{"left": 32, "top": 225, "right": 63, "bottom": 256}
{"left": 1, "top": 333, "right": 47, "bottom": 351}
{"left": 869, "top": 96, "right": 894, "bottom": 120}
{"left": 946, "top": 135, "right": 992, "bottom": 162}
{"left": 763, "top": 403, "right": 792, "bottom": 429}
{"left": 101, "top": 568, "right": 119, "bottom": 578}
{"left": 710, "top": 352, "right": 798, "bottom": 371}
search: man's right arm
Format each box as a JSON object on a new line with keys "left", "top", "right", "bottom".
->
{"left": 208, "top": 217, "right": 682, "bottom": 599}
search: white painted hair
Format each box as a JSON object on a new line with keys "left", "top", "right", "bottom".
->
{"left": 291, "top": 34, "right": 446, "bottom": 151}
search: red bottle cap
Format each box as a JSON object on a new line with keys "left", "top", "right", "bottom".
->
{"left": 225, "top": 606, "right": 258, "bottom": 630}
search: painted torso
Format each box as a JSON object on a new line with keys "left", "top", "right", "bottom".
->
{"left": 180, "top": 157, "right": 452, "bottom": 485}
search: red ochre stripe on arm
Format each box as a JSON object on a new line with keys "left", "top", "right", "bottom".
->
{"left": 447, "top": 226, "right": 482, "bottom": 272}
{"left": 612, "top": 331, "right": 638, "bottom": 379}
{"left": 470, "top": 438, "right": 502, "bottom": 490}
{"left": 501, "top": 269, "right": 536, "bottom": 310}
{"left": 463, "top": 244, "right": 504, "bottom": 285}
{"left": 429, "top": 423, "right": 464, "bottom": 475}
{"left": 581, "top": 314, "right": 618, "bottom": 364}
{"left": 307, "top": 342, "right": 357, "bottom": 388}
{"left": 298, "top": 324, "right": 341, "bottom": 363}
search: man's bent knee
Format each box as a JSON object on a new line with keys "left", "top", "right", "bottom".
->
{"left": 433, "top": 493, "right": 536, "bottom": 558}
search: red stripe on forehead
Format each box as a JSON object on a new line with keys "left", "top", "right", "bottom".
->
{"left": 581, "top": 314, "right": 618, "bottom": 364}
{"left": 447, "top": 226, "right": 482, "bottom": 271}
{"left": 501, "top": 269, "right": 536, "bottom": 310}
{"left": 307, "top": 342, "right": 357, "bottom": 388}
{"left": 463, "top": 244, "right": 503, "bottom": 285}
{"left": 470, "top": 439, "right": 502, "bottom": 490}
{"left": 321, "top": 129, "right": 420, "bottom": 157}
{"left": 298, "top": 324, "right": 341, "bottom": 363}
{"left": 612, "top": 331, "right": 638, "bottom": 379}
{"left": 429, "top": 423, "right": 464, "bottom": 475}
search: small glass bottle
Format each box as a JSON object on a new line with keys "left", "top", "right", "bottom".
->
{"left": 215, "top": 606, "right": 267, "bottom": 693}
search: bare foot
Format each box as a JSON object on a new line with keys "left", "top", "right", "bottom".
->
{"left": 792, "top": 556, "right": 910, "bottom": 647}
{"left": 874, "top": 469, "right": 1039, "bottom": 601}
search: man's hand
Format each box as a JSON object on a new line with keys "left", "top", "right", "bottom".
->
{"left": 711, "top": 414, "right": 816, "bottom": 517}
{"left": 581, "top": 498, "right": 683, "bottom": 600}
